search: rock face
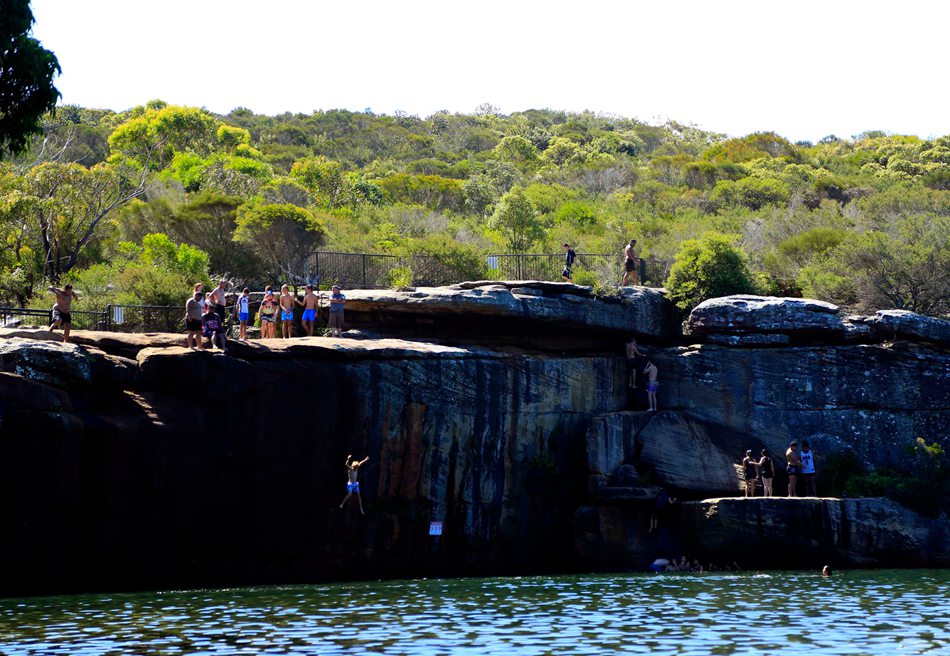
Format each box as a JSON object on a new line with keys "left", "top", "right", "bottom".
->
{"left": 1, "top": 287, "right": 948, "bottom": 594}
{"left": 687, "top": 295, "right": 844, "bottom": 337}
{"left": 0, "top": 329, "right": 626, "bottom": 595}
{"left": 576, "top": 497, "right": 950, "bottom": 570}
{"left": 342, "top": 282, "right": 677, "bottom": 345}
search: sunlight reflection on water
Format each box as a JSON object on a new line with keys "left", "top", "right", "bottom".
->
{"left": 0, "top": 570, "right": 947, "bottom": 655}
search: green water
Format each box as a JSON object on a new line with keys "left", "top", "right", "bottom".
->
{"left": 1, "top": 570, "right": 947, "bottom": 655}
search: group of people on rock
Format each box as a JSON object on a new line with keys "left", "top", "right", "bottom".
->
{"left": 185, "top": 280, "right": 347, "bottom": 351}
{"left": 741, "top": 440, "right": 817, "bottom": 497}
{"left": 651, "top": 556, "right": 742, "bottom": 573}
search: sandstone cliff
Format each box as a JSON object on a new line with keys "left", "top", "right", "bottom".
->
{"left": 0, "top": 288, "right": 947, "bottom": 594}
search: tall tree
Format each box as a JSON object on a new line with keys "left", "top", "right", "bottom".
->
{"left": 233, "top": 203, "right": 326, "bottom": 284}
{"left": 0, "top": 0, "right": 60, "bottom": 157}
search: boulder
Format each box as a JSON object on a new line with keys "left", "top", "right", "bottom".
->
{"left": 636, "top": 411, "right": 761, "bottom": 496}
{"left": 688, "top": 295, "right": 843, "bottom": 338}
{"left": 0, "top": 371, "right": 72, "bottom": 412}
{"left": 0, "top": 338, "right": 130, "bottom": 389}
{"left": 343, "top": 283, "right": 677, "bottom": 341}
{"left": 864, "top": 309, "right": 950, "bottom": 346}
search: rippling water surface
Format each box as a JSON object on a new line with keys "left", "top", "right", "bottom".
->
{"left": 1, "top": 570, "right": 947, "bottom": 655}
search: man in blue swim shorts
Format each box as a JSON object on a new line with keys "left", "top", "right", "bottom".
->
{"left": 300, "top": 284, "right": 319, "bottom": 336}
{"left": 235, "top": 287, "right": 251, "bottom": 340}
{"left": 279, "top": 284, "right": 297, "bottom": 339}
{"left": 340, "top": 454, "right": 370, "bottom": 514}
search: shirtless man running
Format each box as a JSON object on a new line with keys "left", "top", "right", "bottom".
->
{"left": 339, "top": 454, "right": 370, "bottom": 515}
{"left": 48, "top": 284, "right": 80, "bottom": 343}
{"left": 300, "top": 284, "right": 320, "bottom": 337}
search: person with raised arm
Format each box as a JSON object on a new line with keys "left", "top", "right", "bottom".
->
{"left": 339, "top": 454, "right": 369, "bottom": 515}
{"left": 48, "top": 284, "right": 80, "bottom": 343}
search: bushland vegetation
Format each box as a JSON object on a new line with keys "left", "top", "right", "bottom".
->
{"left": 1, "top": 101, "right": 947, "bottom": 314}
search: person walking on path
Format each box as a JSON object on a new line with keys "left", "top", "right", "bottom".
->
{"left": 279, "top": 285, "right": 298, "bottom": 339}
{"left": 621, "top": 239, "right": 638, "bottom": 286}
{"left": 210, "top": 280, "right": 228, "bottom": 323}
{"left": 328, "top": 285, "right": 346, "bottom": 337}
{"left": 742, "top": 450, "right": 758, "bottom": 497}
{"left": 800, "top": 441, "right": 818, "bottom": 496}
{"left": 757, "top": 449, "right": 775, "bottom": 497}
{"left": 185, "top": 290, "right": 204, "bottom": 350}
{"left": 301, "top": 284, "right": 320, "bottom": 337}
{"left": 47, "top": 284, "right": 80, "bottom": 343}
{"left": 339, "top": 454, "right": 369, "bottom": 514}
{"left": 786, "top": 441, "right": 802, "bottom": 497}
{"left": 561, "top": 243, "right": 576, "bottom": 283}
{"left": 235, "top": 288, "right": 251, "bottom": 340}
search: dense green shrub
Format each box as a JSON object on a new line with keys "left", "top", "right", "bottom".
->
{"left": 665, "top": 232, "right": 760, "bottom": 311}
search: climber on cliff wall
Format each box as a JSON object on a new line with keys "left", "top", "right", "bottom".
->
{"left": 786, "top": 441, "right": 802, "bottom": 497}
{"left": 47, "top": 284, "right": 80, "bottom": 343}
{"left": 626, "top": 338, "right": 646, "bottom": 390}
{"left": 340, "top": 454, "right": 369, "bottom": 514}
{"left": 643, "top": 361, "right": 659, "bottom": 412}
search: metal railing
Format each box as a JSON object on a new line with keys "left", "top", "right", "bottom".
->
{"left": 0, "top": 307, "right": 107, "bottom": 330}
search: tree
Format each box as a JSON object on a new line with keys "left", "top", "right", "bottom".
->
{"left": 21, "top": 159, "right": 150, "bottom": 281}
{"left": 233, "top": 203, "right": 326, "bottom": 284}
{"left": 665, "top": 233, "right": 760, "bottom": 311}
{"left": 490, "top": 186, "right": 543, "bottom": 253}
{"left": 0, "top": 0, "right": 60, "bottom": 157}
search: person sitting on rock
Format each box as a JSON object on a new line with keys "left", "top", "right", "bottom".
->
{"left": 757, "top": 448, "right": 775, "bottom": 497}
{"left": 202, "top": 305, "right": 226, "bottom": 350}
{"left": 339, "top": 454, "right": 369, "bottom": 515}
{"left": 742, "top": 450, "right": 758, "bottom": 497}
{"left": 643, "top": 361, "right": 659, "bottom": 412}
{"left": 786, "top": 441, "right": 802, "bottom": 497}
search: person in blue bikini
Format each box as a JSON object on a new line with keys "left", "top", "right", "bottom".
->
{"left": 339, "top": 454, "right": 369, "bottom": 514}
{"left": 300, "top": 284, "right": 319, "bottom": 336}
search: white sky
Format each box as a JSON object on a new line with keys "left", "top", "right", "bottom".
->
{"left": 30, "top": 0, "right": 950, "bottom": 143}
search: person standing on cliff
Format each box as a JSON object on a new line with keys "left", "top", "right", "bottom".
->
{"left": 800, "top": 441, "right": 818, "bottom": 496}
{"left": 328, "top": 285, "right": 346, "bottom": 337}
{"left": 48, "top": 284, "right": 80, "bottom": 343}
{"left": 742, "top": 450, "right": 758, "bottom": 497}
{"left": 340, "top": 454, "right": 369, "bottom": 514}
{"left": 561, "top": 243, "right": 576, "bottom": 283}
{"left": 757, "top": 448, "right": 775, "bottom": 497}
{"left": 621, "top": 239, "right": 638, "bottom": 286}
{"left": 210, "top": 280, "right": 228, "bottom": 323}
{"left": 235, "top": 288, "right": 251, "bottom": 341}
{"left": 185, "top": 290, "right": 204, "bottom": 350}
{"left": 279, "top": 284, "right": 298, "bottom": 339}
{"left": 300, "top": 284, "right": 320, "bottom": 337}
{"left": 260, "top": 287, "right": 278, "bottom": 339}
{"left": 786, "top": 441, "right": 802, "bottom": 497}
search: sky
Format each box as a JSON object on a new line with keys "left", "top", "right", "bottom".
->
{"left": 29, "top": 0, "right": 950, "bottom": 143}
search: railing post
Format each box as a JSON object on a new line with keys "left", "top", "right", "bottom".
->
{"left": 105, "top": 304, "right": 112, "bottom": 331}
{"left": 362, "top": 254, "right": 367, "bottom": 288}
